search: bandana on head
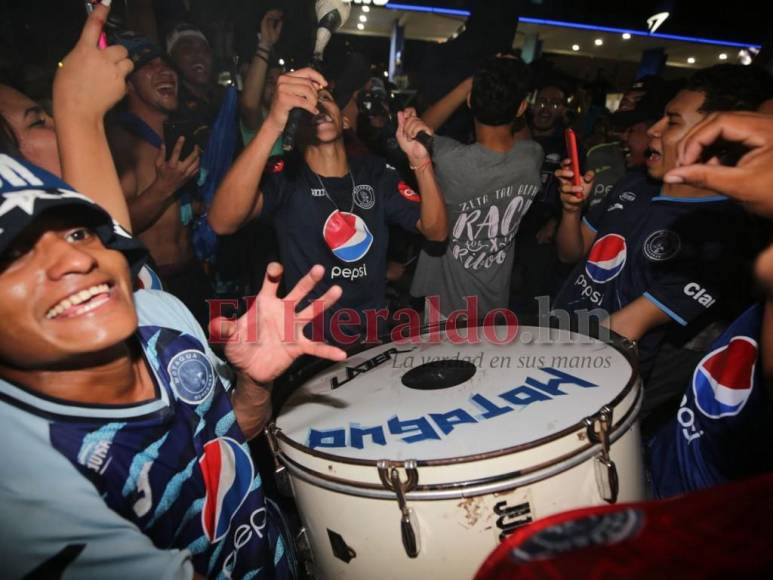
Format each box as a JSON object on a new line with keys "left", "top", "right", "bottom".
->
{"left": 166, "top": 23, "right": 210, "bottom": 55}
{"left": 0, "top": 154, "right": 147, "bottom": 275}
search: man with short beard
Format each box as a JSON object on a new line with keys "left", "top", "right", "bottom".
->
{"left": 109, "top": 34, "right": 207, "bottom": 324}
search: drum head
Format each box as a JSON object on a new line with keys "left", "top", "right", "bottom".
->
{"left": 276, "top": 326, "right": 636, "bottom": 463}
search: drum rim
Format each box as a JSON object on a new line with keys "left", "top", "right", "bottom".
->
{"left": 274, "top": 383, "right": 642, "bottom": 498}
{"left": 272, "top": 318, "right": 640, "bottom": 468}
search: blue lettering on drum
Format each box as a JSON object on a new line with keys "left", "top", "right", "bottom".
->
{"left": 350, "top": 425, "right": 387, "bottom": 449}
{"left": 387, "top": 416, "right": 441, "bottom": 444}
{"left": 429, "top": 409, "right": 478, "bottom": 435}
{"left": 470, "top": 394, "right": 513, "bottom": 419}
{"left": 306, "top": 368, "right": 598, "bottom": 450}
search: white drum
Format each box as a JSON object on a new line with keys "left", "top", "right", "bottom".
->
{"left": 270, "top": 325, "right": 645, "bottom": 580}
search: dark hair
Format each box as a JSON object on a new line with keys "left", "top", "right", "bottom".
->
{"left": 685, "top": 64, "right": 773, "bottom": 113}
{"left": 0, "top": 114, "right": 21, "bottom": 158}
{"left": 470, "top": 56, "right": 531, "bottom": 126}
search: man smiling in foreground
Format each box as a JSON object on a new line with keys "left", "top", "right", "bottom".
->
{"left": 0, "top": 154, "right": 344, "bottom": 578}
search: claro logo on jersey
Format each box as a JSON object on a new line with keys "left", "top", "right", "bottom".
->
{"left": 683, "top": 282, "right": 716, "bottom": 308}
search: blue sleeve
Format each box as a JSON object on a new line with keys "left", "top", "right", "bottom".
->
{"left": 583, "top": 191, "right": 609, "bottom": 232}
{"left": 642, "top": 214, "right": 741, "bottom": 327}
{"left": 134, "top": 290, "right": 235, "bottom": 391}
{"left": 0, "top": 409, "right": 193, "bottom": 580}
{"left": 381, "top": 161, "right": 421, "bottom": 233}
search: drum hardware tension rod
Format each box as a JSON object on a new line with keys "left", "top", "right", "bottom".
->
{"left": 585, "top": 406, "right": 620, "bottom": 504}
{"left": 377, "top": 460, "right": 420, "bottom": 558}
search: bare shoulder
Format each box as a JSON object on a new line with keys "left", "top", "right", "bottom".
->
{"left": 106, "top": 122, "right": 138, "bottom": 172}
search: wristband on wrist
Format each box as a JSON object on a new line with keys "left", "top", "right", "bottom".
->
{"left": 410, "top": 158, "right": 433, "bottom": 172}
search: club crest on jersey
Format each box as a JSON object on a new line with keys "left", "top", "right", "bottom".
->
{"left": 693, "top": 336, "right": 757, "bottom": 419}
{"left": 167, "top": 349, "right": 216, "bottom": 404}
{"left": 353, "top": 184, "right": 376, "bottom": 210}
{"left": 398, "top": 181, "right": 420, "bottom": 203}
{"left": 199, "top": 437, "right": 254, "bottom": 542}
{"left": 643, "top": 229, "right": 681, "bottom": 262}
{"left": 585, "top": 234, "right": 627, "bottom": 283}
{"left": 323, "top": 210, "right": 373, "bottom": 263}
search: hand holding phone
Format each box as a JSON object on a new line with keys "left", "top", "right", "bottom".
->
{"left": 564, "top": 128, "right": 582, "bottom": 196}
{"left": 84, "top": 1, "right": 109, "bottom": 49}
{"left": 164, "top": 120, "right": 210, "bottom": 161}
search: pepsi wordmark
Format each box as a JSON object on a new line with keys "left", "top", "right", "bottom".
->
{"left": 308, "top": 368, "right": 598, "bottom": 450}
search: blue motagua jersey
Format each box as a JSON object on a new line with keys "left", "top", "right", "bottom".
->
{"left": 648, "top": 303, "right": 773, "bottom": 498}
{"left": 554, "top": 175, "right": 755, "bottom": 377}
{"left": 0, "top": 290, "right": 294, "bottom": 580}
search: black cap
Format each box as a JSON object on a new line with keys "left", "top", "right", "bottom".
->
{"left": 111, "top": 31, "right": 168, "bottom": 73}
{"left": 612, "top": 76, "right": 678, "bottom": 128}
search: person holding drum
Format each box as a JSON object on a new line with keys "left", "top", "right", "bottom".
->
{"left": 208, "top": 68, "right": 448, "bottom": 343}
{"left": 648, "top": 108, "right": 773, "bottom": 498}
{"left": 552, "top": 64, "right": 771, "bottom": 407}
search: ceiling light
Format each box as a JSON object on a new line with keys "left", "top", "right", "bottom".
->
{"left": 718, "top": 53, "right": 728, "bottom": 60}
{"left": 622, "top": 33, "right": 631, "bottom": 40}
{"left": 357, "top": 23, "right": 364, "bottom": 31}
{"left": 594, "top": 38, "right": 604, "bottom": 46}
{"left": 359, "top": 15, "right": 367, "bottom": 23}
{"left": 383, "top": 70, "right": 389, "bottom": 78}
{"left": 278, "top": 58, "right": 285, "bottom": 66}
{"left": 572, "top": 44, "right": 580, "bottom": 51}
{"left": 687, "top": 57, "right": 696, "bottom": 64}
{"left": 362, "top": 6, "right": 370, "bottom": 12}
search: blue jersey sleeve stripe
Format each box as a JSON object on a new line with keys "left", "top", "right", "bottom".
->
{"left": 581, "top": 216, "right": 598, "bottom": 233}
{"left": 643, "top": 292, "right": 688, "bottom": 326}
{"left": 652, "top": 194, "right": 727, "bottom": 203}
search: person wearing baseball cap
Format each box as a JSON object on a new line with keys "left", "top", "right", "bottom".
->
{"left": 108, "top": 31, "right": 208, "bottom": 323}
{"left": 0, "top": 153, "right": 344, "bottom": 578}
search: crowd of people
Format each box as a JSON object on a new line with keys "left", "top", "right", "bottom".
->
{"left": 0, "top": 1, "right": 772, "bottom": 577}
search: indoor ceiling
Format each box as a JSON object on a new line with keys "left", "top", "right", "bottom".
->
{"left": 338, "top": 3, "right": 761, "bottom": 71}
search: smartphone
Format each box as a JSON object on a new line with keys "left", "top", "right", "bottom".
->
{"left": 163, "top": 120, "right": 210, "bottom": 161}
{"left": 564, "top": 128, "right": 583, "bottom": 197}
{"left": 84, "top": 0, "right": 109, "bottom": 48}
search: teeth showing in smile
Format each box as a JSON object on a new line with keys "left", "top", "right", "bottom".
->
{"left": 46, "top": 284, "right": 111, "bottom": 320}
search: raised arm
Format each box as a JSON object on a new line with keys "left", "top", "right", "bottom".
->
{"left": 554, "top": 159, "right": 596, "bottom": 263}
{"left": 53, "top": 1, "right": 134, "bottom": 231}
{"left": 209, "top": 68, "right": 326, "bottom": 235}
{"left": 240, "top": 10, "right": 283, "bottom": 131}
{"left": 396, "top": 108, "right": 447, "bottom": 241}
{"left": 421, "top": 77, "right": 473, "bottom": 132}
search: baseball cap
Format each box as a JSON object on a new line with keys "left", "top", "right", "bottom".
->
{"left": 111, "top": 31, "right": 168, "bottom": 73}
{"left": 0, "top": 154, "right": 147, "bottom": 276}
{"left": 612, "top": 76, "right": 679, "bottom": 129}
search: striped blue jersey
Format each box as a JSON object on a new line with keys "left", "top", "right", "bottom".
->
{"left": 0, "top": 290, "right": 293, "bottom": 579}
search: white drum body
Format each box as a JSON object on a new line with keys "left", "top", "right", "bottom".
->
{"left": 271, "top": 326, "right": 645, "bottom": 580}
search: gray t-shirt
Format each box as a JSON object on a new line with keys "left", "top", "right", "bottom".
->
{"left": 411, "top": 135, "right": 543, "bottom": 316}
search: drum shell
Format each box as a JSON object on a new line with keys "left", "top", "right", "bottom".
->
{"left": 274, "top": 384, "right": 644, "bottom": 580}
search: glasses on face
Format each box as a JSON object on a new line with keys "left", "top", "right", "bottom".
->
{"left": 535, "top": 99, "right": 564, "bottom": 111}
